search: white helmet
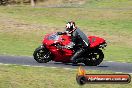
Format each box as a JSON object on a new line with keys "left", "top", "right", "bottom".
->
{"left": 66, "top": 21, "right": 76, "bottom": 33}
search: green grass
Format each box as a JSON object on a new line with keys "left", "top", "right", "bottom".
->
{"left": 104, "top": 45, "right": 132, "bottom": 62}
{"left": 0, "top": 6, "right": 132, "bottom": 62}
{"left": 0, "top": 64, "right": 132, "bottom": 88}
{"left": 83, "top": 0, "right": 132, "bottom": 9}
{"left": 0, "top": 1, "right": 132, "bottom": 88}
{"left": 0, "top": 28, "right": 44, "bottom": 56}
{"left": 0, "top": 0, "right": 132, "bottom": 62}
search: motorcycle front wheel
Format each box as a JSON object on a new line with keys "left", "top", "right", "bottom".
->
{"left": 83, "top": 49, "right": 104, "bottom": 66}
{"left": 33, "top": 45, "right": 52, "bottom": 63}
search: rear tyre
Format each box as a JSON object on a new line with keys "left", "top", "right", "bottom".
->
{"left": 33, "top": 45, "right": 52, "bottom": 63}
{"left": 84, "top": 49, "right": 104, "bottom": 66}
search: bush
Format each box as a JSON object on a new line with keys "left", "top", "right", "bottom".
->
{"left": 0, "top": 0, "right": 8, "bottom": 5}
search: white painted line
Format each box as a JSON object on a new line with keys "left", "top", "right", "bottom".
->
{"left": 115, "top": 72, "right": 123, "bottom": 74}
{"left": 0, "top": 63, "right": 11, "bottom": 66}
{"left": 63, "top": 68, "right": 72, "bottom": 70}
{"left": 0, "top": 54, "right": 33, "bottom": 58}
{"left": 104, "top": 60, "right": 131, "bottom": 64}
{"left": 0, "top": 63, "right": 132, "bottom": 74}
{"left": 115, "top": 72, "right": 132, "bottom": 75}
{"left": 107, "top": 61, "right": 114, "bottom": 62}
{"left": 23, "top": 65, "right": 31, "bottom": 67}
{"left": 50, "top": 67, "right": 57, "bottom": 68}
{"left": 32, "top": 66, "right": 46, "bottom": 68}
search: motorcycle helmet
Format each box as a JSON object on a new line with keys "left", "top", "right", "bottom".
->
{"left": 66, "top": 21, "right": 76, "bottom": 33}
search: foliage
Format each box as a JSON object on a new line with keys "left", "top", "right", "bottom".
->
{"left": 0, "top": 0, "right": 8, "bottom": 5}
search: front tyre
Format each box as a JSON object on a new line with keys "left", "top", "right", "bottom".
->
{"left": 84, "top": 49, "right": 104, "bottom": 66}
{"left": 33, "top": 45, "right": 52, "bottom": 63}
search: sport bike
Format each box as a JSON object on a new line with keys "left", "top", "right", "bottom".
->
{"left": 33, "top": 29, "right": 107, "bottom": 66}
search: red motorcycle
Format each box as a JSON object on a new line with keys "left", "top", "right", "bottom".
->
{"left": 33, "top": 30, "right": 107, "bottom": 66}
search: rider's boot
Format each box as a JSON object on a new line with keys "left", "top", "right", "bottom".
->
{"left": 71, "top": 49, "right": 85, "bottom": 66}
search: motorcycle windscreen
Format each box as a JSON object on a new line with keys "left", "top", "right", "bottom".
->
{"left": 74, "top": 29, "right": 89, "bottom": 47}
{"left": 47, "top": 33, "right": 59, "bottom": 40}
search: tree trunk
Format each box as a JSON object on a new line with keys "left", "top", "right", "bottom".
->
{"left": 31, "top": 0, "right": 35, "bottom": 7}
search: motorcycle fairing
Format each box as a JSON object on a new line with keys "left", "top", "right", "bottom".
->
{"left": 42, "top": 32, "right": 106, "bottom": 62}
{"left": 43, "top": 33, "right": 73, "bottom": 62}
{"left": 88, "top": 36, "right": 105, "bottom": 48}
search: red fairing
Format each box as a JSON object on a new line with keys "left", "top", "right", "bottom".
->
{"left": 88, "top": 36, "right": 105, "bottom": 48}
{"left": 42, "top": 33, "right": 73, "bottom": 63}
{"left": 41, "top": 32, "right": 106, "bottom": 63}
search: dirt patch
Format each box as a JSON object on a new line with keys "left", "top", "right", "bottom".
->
{"left": 0, "top": 16, "right": 64, "bottom": 33}
{"left": 37, "top": 0, "right": 86, "bottom": 7}
{"left": 0, "top": 16, "right": 131, "bottom": 47}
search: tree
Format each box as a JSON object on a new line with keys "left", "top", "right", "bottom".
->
{"left": 31, "top": 0, "right": 36, "bottom": 7}
{"left": 0, "top": 0, "right": 8, "bottom": 5}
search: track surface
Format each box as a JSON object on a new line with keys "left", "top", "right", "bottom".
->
{"left": 0, "top": 55, "right": 132, "bottom": 73}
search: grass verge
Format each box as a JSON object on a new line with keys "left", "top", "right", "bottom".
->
{"left": 0, "top": 64, "right": 132, "bottom": 88}
{"left": 0, "top": 6, "right": 132, "bottom": 62}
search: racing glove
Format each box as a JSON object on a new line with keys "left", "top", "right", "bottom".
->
{"left": 57, "top": 32, "right": 67, "bottom": 35}
{"left": 64, "top": 42, "right": 75, "bottom": 49}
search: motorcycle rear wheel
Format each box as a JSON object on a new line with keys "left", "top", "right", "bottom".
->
{"left": 84, "top": 49, "right": 104, "bottom": 66}
{"left": 33, "top": 45, "right": 52, "bottom": 63}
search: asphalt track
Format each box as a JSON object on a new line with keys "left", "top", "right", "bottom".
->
{"left": 0, "top": 55, "right": 132, "bottom": 73}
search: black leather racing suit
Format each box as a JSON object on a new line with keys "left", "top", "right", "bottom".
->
{"left": 70, "top": 28, "right": 89, "bottom": 64}
{"left": 57, "top": 28, "right": 89, "bottom": 64}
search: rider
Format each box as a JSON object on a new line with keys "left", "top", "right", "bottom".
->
{"left": 57, "top": 21, "right": 89, "bottom": 65}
